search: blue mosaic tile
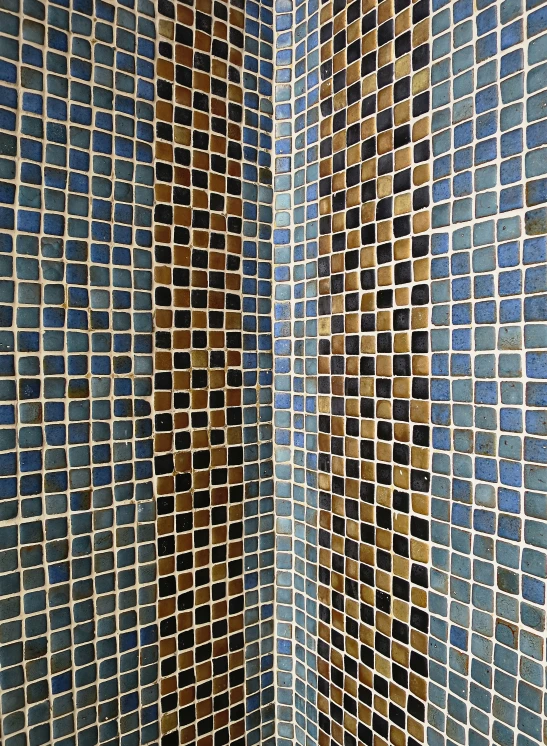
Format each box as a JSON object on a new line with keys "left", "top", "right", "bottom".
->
{"left": 2, "top": 1, "right": 547, "bottom": 746}
{"left": 0, "top": 1, "right": 159, "bottom": 746}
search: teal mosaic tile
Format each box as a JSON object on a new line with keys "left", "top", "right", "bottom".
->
{"left": 0, "top": 1, "right": 159, "bottom": 745}
{"left": 1, "top": 0, "right": 547, "bottom": 745}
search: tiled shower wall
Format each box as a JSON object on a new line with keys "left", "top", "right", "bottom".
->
{"left": 273, "top": 0, "right": 432, "bottom": 744}
{"left": 0, "top": 0, "right": 275, "bottom": 745}
{"left": 1, "top": 3, "right": 547, "bottom": 746}
{"left": 0, "top": 3, "right": 160, "bottom": 746}
{"left": 153, "top": 2, "right": 275, "bottom": 745}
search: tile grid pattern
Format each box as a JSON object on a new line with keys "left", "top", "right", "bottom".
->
{"left": 152, "top": 1, "right": 274, "bottom": 745}
{"left": 428, "top": 1, "right": 547, "bottom": 745}
{"left": 272, "top": 0, "right": 298, "bottom": 741}
{"left": 273, "top": 0, "right": 321, "bottom": 744}
{"left": 2, "top": 2, "right": 547, "bottom": 746}
{"left": 0, "top": 1, "right": 159, "bottom": 746}
{"left": 312, "top": 0, "right": 433, "bottom": 745}
{"left": 240, "top": 1, "right": 275, "bottom": 744}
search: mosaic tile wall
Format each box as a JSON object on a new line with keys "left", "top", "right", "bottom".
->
{"left": 153, "top": 1, "right": 274, "bottom": 745}
{"left": 272, "top": 0, "right": 547, "bottom": 746}
{"left": 0, "top": 1, "right": 160, "bottom": 745}
{"left": 427, "top": 1, "right": 547, "bottom": 746}
{"left": 315, "top": 0, "right": 433, "bottom": 742}
{"left": 2, "top": 0, "right": 547, "bottom": 746}
{"left": 273, "top": 0, "right": 321, "bottom": 743}
{"left": 273, "top": 0, "right": 433, "bottom": 744}
{"left": 0, "top": 0, "right": 276, "bottom": 745}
